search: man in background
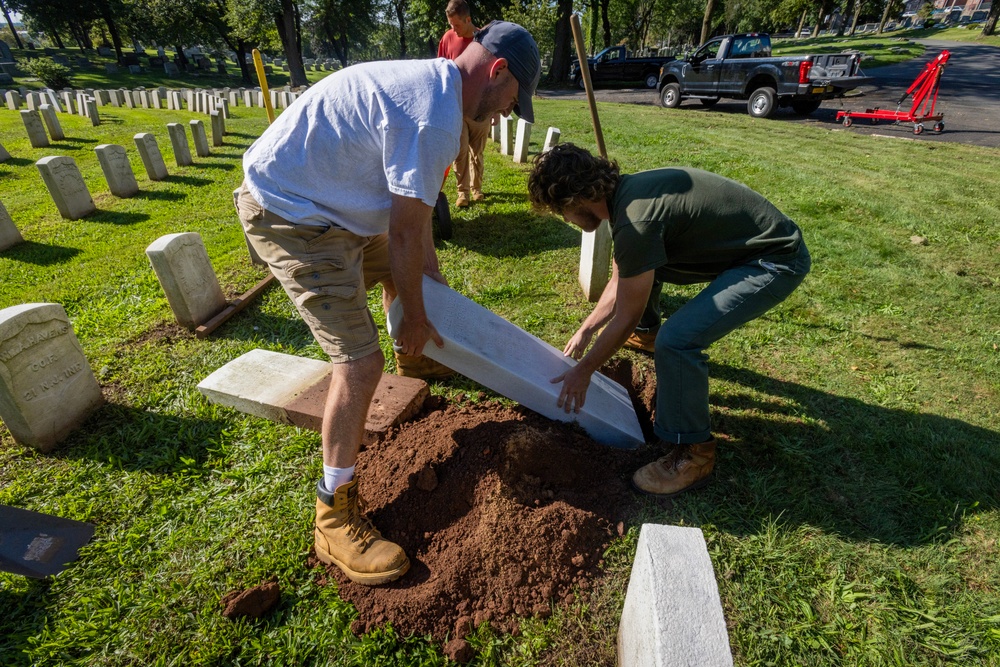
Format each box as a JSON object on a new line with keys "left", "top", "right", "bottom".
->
{"left": 439, "top": 0, "right": 493, "bottom": 207}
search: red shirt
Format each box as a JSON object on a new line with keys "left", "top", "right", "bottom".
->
{"left": 438, "top": 29, "right": 473, "bottom": 60}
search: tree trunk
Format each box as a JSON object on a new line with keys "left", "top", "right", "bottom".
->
{"left": 275, "top": 0, "right": 308, "bottom": 87}
{"left": 49, "top": 22, "right": 64, "bottom": 49}
{"left": 982, "top": 0, "right": 999, "bottom": 35}
{"left": 174, "top": 44, "right": 188, "bottom": 68}
{"left": 99, "top": 6, "right": 125, "bottom": 61}
{"left": 796, "top": 8, "right": 808, "bottom": 37}
{"left": 589, "top": 0, "right": 598, "bottom": 51}
{"left": 877, "top": 0, "right": 895, "bottom": 33}
{"left": 812, "top": 0, "right": 827, "bottom": 38}
{"left": 850, "top": 1, "right": 863, "bottom": 35}
{"left": 235, "top": 39, "right": 252, "bottom": 84}
{"left": 700, "top": 0, "right": 716, "bottom": 45}
{"left": 393, "top": 0, "right": 407, "bottom": 58}
{"left": 601, "top": 0, "right": 611, "bottom": 47}
{"left": 839, "top": 0, "right": 854, "bottom": 35}
{"left": 0, "top": 0, "right": 23, "bottom": 49}
{"left": 548, "top": 0, "right": 574, "bottom": 82}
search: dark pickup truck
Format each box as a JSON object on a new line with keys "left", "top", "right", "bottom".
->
{"left": 572, "top": 45, "right": 675, "bottom": 90}
{"left": 656, "top": 33, "right": 872, "bottom": 117}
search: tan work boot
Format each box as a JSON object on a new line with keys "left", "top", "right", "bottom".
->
{"left": 632, "top": 439, "right": 716, "bottom": 497}
{"left": 471, "top": 189, "right": 485, "bottom": 202}
{"left": 394, "top": 351, "right": 455, "bottom": 380}
{"left": 623, "top": 329, "right": 656, "bottom": 354}
{"left": 456, "top": 192, "right": 470, "bottom": 208}
{"left": 314, "top": 479, "right": 410, "bottom": 585}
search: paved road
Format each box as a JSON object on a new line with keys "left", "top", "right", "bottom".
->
{"left": 536, "top": 39, "right": 1000, "bottom": 148}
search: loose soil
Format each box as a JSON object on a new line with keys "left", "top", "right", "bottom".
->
{"left": 307, "top": 358, "right": 660, "bottom": 657}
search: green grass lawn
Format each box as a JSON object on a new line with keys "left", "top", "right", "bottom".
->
{"left": 1, "top": 92, "right": 999, "bottom": 665}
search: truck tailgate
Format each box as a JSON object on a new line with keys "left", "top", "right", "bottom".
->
{"left": 810, "top": 53, "right": 860, "bottom": 79}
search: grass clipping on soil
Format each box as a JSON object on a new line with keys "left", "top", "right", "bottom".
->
{"left": 307, "top": 360, "right": 655, "bottom": 645}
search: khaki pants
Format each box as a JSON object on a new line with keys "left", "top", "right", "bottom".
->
{"left": 453, "top": 116, "right": 491, "bottom": 195}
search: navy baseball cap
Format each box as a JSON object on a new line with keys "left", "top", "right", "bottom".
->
{"left": 474, "top": 20, "right": 541, "bottom": 123}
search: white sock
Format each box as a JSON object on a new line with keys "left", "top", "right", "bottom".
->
{"left": 323, "top": 464, "right": 355, "bottom": 494}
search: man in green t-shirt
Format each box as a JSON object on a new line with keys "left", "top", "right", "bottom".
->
{"left": 527, "top": 143, "right": 810, "bottom": 497}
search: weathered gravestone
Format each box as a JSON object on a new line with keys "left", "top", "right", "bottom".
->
{"left": 94, "top": 144, "right": 139, "bottom": 198}
{"left": 166, "top": 123, "right": 192, "bottom": 166}
{"left": 513, "top": 119, "right": 533, "bottom": 163}
{"left": 164, "top": 62, "right": 180, "bottom": 77}
{"left": 38, "top": 104, "right": 64, "bottom": 141}
{"left": 20, "top": 109, "right": 49, "bottom": 148}
{"left": 25, "top": 92, "right": 41, "bottom": 111}
{"left": 42, "top": 89, "right": 62, "bottom": 112}
{"left": 0, "top": 201, "right": 24, "bottom": 251}
{"left": 36, "top": 156, "right": 95, "bottom": 220}
{"left": 543, "top": 127, "right": 561, "bottom": 153}
{"left": 189, "top": 120, "right": 210, "bottom": 157}
{"left": 86, "top": 98, "right": 100, "bottom": 126}
{"left": 60, "top": 91, "right": 76, "bottom": 114}
{"left": 5, "top": 90, "right": 22, "bottom": 110}
{"left": 210, "top": 111, "right": 224, "bottom": 147}
{"left": 0, "top": 303, "right": 104, "bottom": 453}
{"left": 499, "top": 114, "right": 514, "bottom": 156}
{"left": 133, "top": 133, "right": 168, "bottom": 181}
{"left": 145, "top": 232, "right": 227, "bottom": 329}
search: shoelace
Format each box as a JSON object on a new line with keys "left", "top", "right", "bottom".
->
{"left": 346, "top": 497, "right": 377, "bottom": 547}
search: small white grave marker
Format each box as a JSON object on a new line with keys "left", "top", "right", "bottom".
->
{"left": 189, "top": 120, "right": 210, "bottom": 157}
{"left": 499, "top": 115, "right": 514, "bottom": 156}
{"left": 145, "top": 232, "right": 227, "bottom": 329}
{"left": 210, "top": 111, "right": 224, "bottom": 147}
{"left": 20, "top": 109, "right": 49, "bottom": 148}
{"left": 167, "top": 123, "right": 193, "bottom": 166}
{"left": 94, "top": 144, "right": 139, "bottom": 198}
{"left": 133, "top": 133, "right": 169, "bottom": 181}
{"left": 513, "top": 119, "right": 533, "bottom": 163}
{"left": 0, "top": 201, "right": 24, "bottom": 251}
{"left": 543, "top": 127, "right": 561, "bottom": 153}
{"left": 36, "top": 156, "right": 95, "bottom": 220}
{"left": 38, "top": 104, "right": 65, "bottom": 140}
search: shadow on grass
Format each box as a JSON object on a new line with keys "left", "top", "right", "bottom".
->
{"left": 0, "top": 577, "right": 52, "bottom": 667}
{"left": 133, "top": 189, "right": 186, "bottom": 202}
{"left": 87, "top": 210, "right": 149, "bottom": 225}
{"left": 0, "top": 157, "right": 34, "bottom": 167}
{"left": 0, "top": 240, "right": 82, "bottom": 265}
{"left": 190, "top": 161, "right": 238, "bottom": 171}
{"left": 672, "top": 363, "right": 1000, "bottom": 547}
{"left": 446, "top": 209, "right": 581, "bottom": 258}
{"left": 164, "top": 174, "right": 213, "bottom": 186}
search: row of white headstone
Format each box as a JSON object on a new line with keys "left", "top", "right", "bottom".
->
{"left": 489, "top": 115, "right": 561, "bottom": 164}
{"left": 0, "top": 118, "right": 222, "bottom": 231}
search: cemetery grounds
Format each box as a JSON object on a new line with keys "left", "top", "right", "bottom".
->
{"left": 1, "top": 74, "right": 999, "bottom": 665}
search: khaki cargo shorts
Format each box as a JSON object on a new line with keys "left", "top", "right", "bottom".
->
{"left": 234, "top": 183, "right": 391, "bottom": 362}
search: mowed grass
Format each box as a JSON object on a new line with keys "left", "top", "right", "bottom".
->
{"left": 0, "top": 93, "right": 999, "bottom": 666}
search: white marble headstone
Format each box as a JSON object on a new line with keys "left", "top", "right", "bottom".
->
{"left": 513, "top": 119, "right": 533, "bottom": 163}
{"left": 145, "top": 232, "right": 227, "bottom": 329}
{"left": 189, "top": 120, "right": 210, "bottom": 157}
{"left": 38, "top": 104, "right": 65, "bottom": 140}
{"left": 20, "top": 109, "right": 49, "bottom": 148}
{"left": 133, "top": 133, "right": 168, "bottom": 181}
{"left": 166, "top": 123, "right": 192, "bottom": 166}
{"left": 543, "top": 127, "right": 561, "bottom": 153}
{"left": 499, "top": 115, "right": 514, "bottom": 156}
{"left": 0, "top": 201, "right": 23, "bottom": 251}
{"left": 35, "top": 156, "right": 95, "bottom": 220}
{"left": 386, "top": 276, "right": 643, "bottom": 448}
{"left": 94, "top": 144, "right": 139, "bottom": 198}
{"left": 0, "top": 303, "right": 104, "bottom": 452}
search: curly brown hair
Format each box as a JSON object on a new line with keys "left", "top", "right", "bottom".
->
{"left": 527, "top": 143, "right": 620, "bottom": 216}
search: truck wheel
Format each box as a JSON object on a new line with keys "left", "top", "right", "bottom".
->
{"left": 660, "top": 83, "right": 681, "bottom": 108}
{"left": 699, "top": 97, "right": 720, "bottom": 108}
{"left": 747, "top": 87, "right": 776, "bottom": 118}
{"left": 790, "top": 99, "right": 821, "bottom": 115}
{"left": 575, "top": 75, "right": 586, "bottom": 90}
{"left": 644, "top": 72, "right": 659, "bottom": 89}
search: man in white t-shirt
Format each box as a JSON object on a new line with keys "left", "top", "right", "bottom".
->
{"left": 236, "top": 21, "right": 540, "bottom": 586}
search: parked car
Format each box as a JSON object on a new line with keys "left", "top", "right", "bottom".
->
{"left": 656, "top": 33, "right": 873, "bottom": 118}
{"left": 571, "top": 45, "right": 677, "bottom": 90}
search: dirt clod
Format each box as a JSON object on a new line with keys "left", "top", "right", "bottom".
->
{"left": 220, "top": 581, "right": 280, "bottom": 620}
{"left": 444, "top": 638, "right": 475, "bottom": 663}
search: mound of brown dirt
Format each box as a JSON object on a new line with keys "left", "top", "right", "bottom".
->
{"left": 308, "top": 359, "right": 657, "bottom": 645}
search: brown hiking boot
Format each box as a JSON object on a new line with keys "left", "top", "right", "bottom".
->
{"left": 314, "top": 479, "right": 410, "bottom": 585}
{"left": 623, "top": 330, "right": 656, "bottom": 354}
{"left": 632, "top": 439, "right": 716, "bottom": 497}
{"left": 394, "top": 351, "right": 455, "bottom": 380}
{"left": 456, "top": 192, "right": 470, "bottom": 208}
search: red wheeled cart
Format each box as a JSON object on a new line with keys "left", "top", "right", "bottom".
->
{"left": 836, "top": 50, "right": 950, "bottom": 135}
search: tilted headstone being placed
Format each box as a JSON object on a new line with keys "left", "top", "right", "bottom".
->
{"left": 499, "top": 115, "right": 514, "bottom": 156}
{"left": 36, "top": 156, "right": 96, "bottom": 220}
{"left": 166, "top": 123, "right": 192, "bottom": 167}
{"left": 513, "top": 118, "right": 533, "bottom": 163}
{"left": 133, "top": 133, "right": 169, "bottom": 181}
{"left": 189, "top": 120, "right": 210, "bottom": 157}
{"left": 20, "top": 109, "right": 49, "bottom": 148}
{"left": 38, "top": 104, "right": 64, "bottom": 141}
{"left": 543, "top": 127, "right": 561, "bottom": 153}
{"left": 145, "top": 232, "right": 228, "bottom": 330}
{"left": 0, "top": 303, "right": 104, "bottom": 453}
{"left": 386, "top": 276, "right": 644, "bottom": 448}
{"left": 210, "top": 111, "right": 224, "bottom": 147}
{"left": 0, "top": 201, "right": 24, "bottom": 251}
{"left": 94, "top": 144, "right": 139, "bottom": 198}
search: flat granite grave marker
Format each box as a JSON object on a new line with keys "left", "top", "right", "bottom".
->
{"left": 189, "top": 120, "right": 210, "bottom": 157}
{"left": 145, "top": 232, "right": 227, "bottom": 329}
{"left": 0, "top": 201, "right": 24, "bottom": 251}
{"left": 513, "top": 119, "right": 533, "bottom": 163}
{"left": 94, "top": 144, "right": 139, "bottom": 198}
{"left": 20, "top": 109, "right": 49, "bottom": 148}
{"left": 166, "top": 123, "right": 193, "bottom": 166}
{"left": 133, "top": 133, "right": 168, "bottom": 181}
{"left": 386, "top": 276, "right": 643, "bottom": 448}
{"left": 38, "top": 104, "right": 64, "bottom": 141}
{"left": 36, "top": 156, "right": 95, "bottom": 220}
{"left": 618, "top": 524, "right": 734, "bottom": 667}
{"left": 0, "top": 303, "right": 104, "bottom": 453}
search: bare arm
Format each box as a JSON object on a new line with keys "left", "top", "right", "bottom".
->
{"left": 388, "top": 194, "right": 444, "bottom": 357}
{"left": 553, "top": 267, "right": 655, "bottom": 413}
{"left": 564, "top": 261, "right": 622, "bottom": 359}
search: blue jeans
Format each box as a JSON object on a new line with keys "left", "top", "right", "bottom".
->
{"left": 652, "top": 244, "right": 811, "bottom": 444}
